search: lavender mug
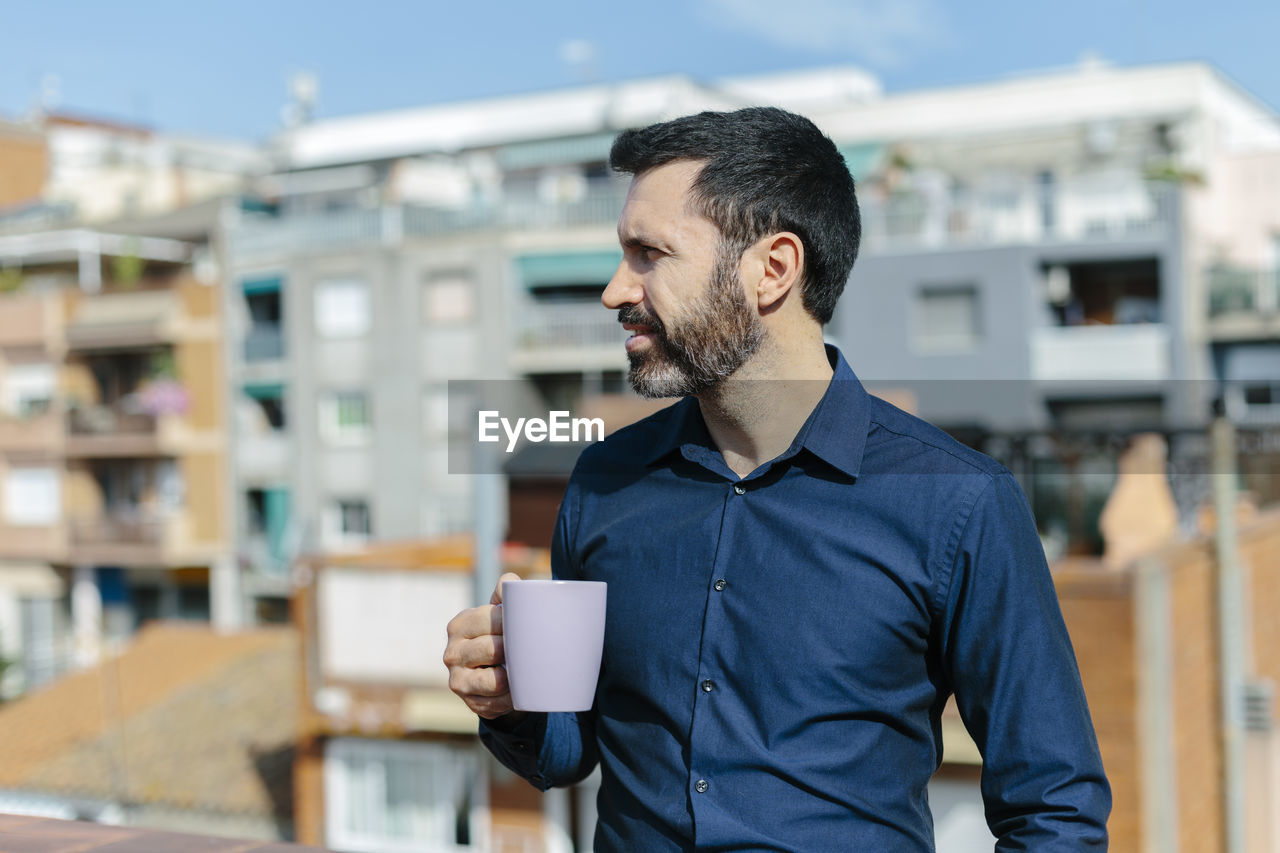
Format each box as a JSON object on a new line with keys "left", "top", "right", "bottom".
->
{"left": 501, "top": 579, "right": 607, "bottom": 712}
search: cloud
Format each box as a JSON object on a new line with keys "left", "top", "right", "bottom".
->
{"left": 698, "top": 0, "right": 946, "bottom": 67}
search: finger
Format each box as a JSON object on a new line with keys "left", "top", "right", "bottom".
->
{"left": 449, "top": 660, "right": 510, "bottom": 698}
{"left": 467, "top": 694, "right": 515, "bottom": 720}
{"left": 447, "top": 604, "right": 504, "bottom": 640}
{"left": 490, "top": 572, "right": 524, "bottom": 605}
{"left": 453, "top": 634, "right": 505, "bottom": 670}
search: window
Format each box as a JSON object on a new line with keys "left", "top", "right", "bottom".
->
{"left": 337, "top": 499, "right": 371, "bottom": 538}
{"left": 3, "top": 467, "right": 60, "bottom": 526}
{"left": 2, "top": 364, "right": 56, "bottom": 417}
{"left": 320, "top": 391, "right": 371, "bottom": 445}
{"left": 325, "top": 739, "right": 483, "bottom": 853}
{"left": 20, "top": 595, "right": 67, "bottom": 691}
{"left": 243, "top": 384, "right": 286, "bottom": 431}
{"left": 423, "top": 275, "right": 474, "bottom": 324}
{"left": 323, "top": 498, "right": 372, "bottom": 549}
{"left": 243, "top": 276, "right": 285, "bottom": 361}
{"left": 315, "top": 278, "right": 371, "bottom": 338}
{"left": 915, "top": 285, "right": 981, "bottom": 352}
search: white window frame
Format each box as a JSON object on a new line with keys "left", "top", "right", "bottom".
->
{"left": 2, "top": 364, "right": 56, "bottom": 417}
{"left": 324, "top": 738, "right": 486, "bottom": 853}
{"left": 319, "top": 391, "right": 371, "bottom": 446}
{"left": 3, "top": 467, "right": 61, "bottom": 526}
{"left": 314, "top": 277, "right": 371, "bottom": 338}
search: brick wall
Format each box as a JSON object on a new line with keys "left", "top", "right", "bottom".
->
{"left": 1053, "top": 507, "right": 1280, "bottom": 853}
{"left": 1055, "top": 568, "right": 1140, "bottom": 851}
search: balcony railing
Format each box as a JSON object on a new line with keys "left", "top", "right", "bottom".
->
{"left": 1030, "top": 323, "right": 1171, "bottom": 382}
{"left": 230, "top": 185, "right": 629, "bottom": 259}
{"left": 515, "top": 300, "right": 628, "bottom": 352}
{"left": 1207, "top": 265, "right": 1280, "bottom": 317}
{"left": 67, "top": 402, "right": 157, "bottom": 436}
{"left": 859, "top": 179, "right": 1177, "bottom": 252}
{"left": 244, "top": 325, "right": 285, "bottom": 361}
{"left": 230, "top": 177, "right": 1176, "bottom": 260}
{"left": 69, "top": 513, "right": 166, "bottom": 548}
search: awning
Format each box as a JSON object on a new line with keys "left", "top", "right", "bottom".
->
{"left": 241, "top": 275, "right": 283, "bottom": 296}
{"left": 243, "top": 382, "right": 285, "bottom": 400}
{"left": 517, "top": 250, "right": 621, "bottom": 289}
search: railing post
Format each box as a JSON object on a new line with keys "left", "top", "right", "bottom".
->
{"left": 1212, "top": 416, "right": 1250, "bottom": 853}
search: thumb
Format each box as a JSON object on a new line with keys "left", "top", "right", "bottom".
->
{"left": 490, "top": 572, "right": 524, "bottom": 605}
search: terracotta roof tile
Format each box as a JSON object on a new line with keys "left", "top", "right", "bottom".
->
{"left": 0, "top": 623, "right": 298, "bottom": 818}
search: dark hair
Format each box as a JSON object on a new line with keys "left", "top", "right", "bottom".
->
{"left": 609, "top": 106, "right": 860, "bottom": 325}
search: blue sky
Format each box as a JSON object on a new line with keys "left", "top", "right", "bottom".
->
{"left": 3, "top": 0, "right": 1277, "bottom": 141}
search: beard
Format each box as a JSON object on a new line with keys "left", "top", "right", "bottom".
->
{"left": 619, "top": 243, "right": 766, "bottom": 399}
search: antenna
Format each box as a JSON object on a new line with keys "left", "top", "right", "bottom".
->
{"left": 282, "top": 71, "right": 319, "bottom": 128}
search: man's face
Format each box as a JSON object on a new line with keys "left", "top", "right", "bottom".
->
{"left": 603, "top": 160, "right": 765, "bottom": 398}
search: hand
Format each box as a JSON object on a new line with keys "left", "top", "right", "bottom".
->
{"left": 444, "top": 571, "right": 527, "bottom": 722}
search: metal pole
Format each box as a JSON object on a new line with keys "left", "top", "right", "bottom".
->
{"left": 472, "top": 409, "right": 502, "bottom": 605}
{"left": 1211, "top": 416, "right": 1247, "bottom": 853}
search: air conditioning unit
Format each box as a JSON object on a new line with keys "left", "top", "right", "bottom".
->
{"left": 1244, "top": 679, "right": 1275, "bottom": 732}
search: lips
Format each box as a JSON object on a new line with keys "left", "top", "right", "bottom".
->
{"left": 618, "top": 306, "right": 662, "bottom": 351}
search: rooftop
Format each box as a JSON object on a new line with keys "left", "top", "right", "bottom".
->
{"left": 0, "top": 623, "right": 298, "bottom": 823}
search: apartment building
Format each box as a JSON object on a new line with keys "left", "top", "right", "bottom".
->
{"left": 222, "top": 76, "right": 785, "bottom": 618}
{"left": 0, "top": 118, "right": 46, "bottom": 211}
{"left": 812, "top": 62, "right": 1280, "bottom": 552}
{"left": 0, "top": 225, "right": 239, "bottom": 693}
{"left": 226, "top": 61, "right": 1280, "bottom": 570}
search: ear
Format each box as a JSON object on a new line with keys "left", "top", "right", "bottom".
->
{"left": 755, "top": 232, "right": 803, "bottom": 311}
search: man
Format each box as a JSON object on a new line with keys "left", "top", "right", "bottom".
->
{"left": 445, "top": 107, "right": 1110, "bottom": 850}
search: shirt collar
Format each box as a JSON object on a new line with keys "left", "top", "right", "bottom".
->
{"left": 642, "top": 345, "right": 871, "bottom": 480}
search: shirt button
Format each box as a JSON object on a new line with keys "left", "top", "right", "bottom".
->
{"left": 713, "top": 578, "right": 727, "bottom": 592}
{"left": 701, "top": 679, "right": 716, "bottom": 693}
{"left": 732, "top": 484, "right": 746, "bottom": 495}
{"left": 694, "top": 779, "right": 709, "bottom": 793}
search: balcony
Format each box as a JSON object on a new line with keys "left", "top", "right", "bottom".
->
{"left": 509, "top": 300, "right": 629, "bottom": 372}
{"left": 238, "top": 431, "right": 291, "bottom": 479}
{"left": 1207, "top": 265, "right": 1280, "bottom": 340}
{"left": 69, "top": 512, "right": 176, "bottom": 565}
{"left": 230, "top": 185, "right": 629, "bottom": 260}
{"left": 1030, "top": 324, "right": 1171, "bottom": 382}
{"left": 859, "top": 179, "right": 1177, "bottom": 253}
{"left": 66, "top": 402, "right": 160, "bottom": 457}
{"left": 64, "top": 288, "right": 178, "bottom": 352}
{"left": 245, "top": 325, "right": 286, "bottom": 362}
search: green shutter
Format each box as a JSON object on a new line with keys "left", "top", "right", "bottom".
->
{"left": 516, "top": 251, "right": 623, "bottom": 289}
{"left": 243, "top": 382, "right": 285, "bottom": 400}
{"left": 242, "top": 275, "right": 283, "bottom": 296}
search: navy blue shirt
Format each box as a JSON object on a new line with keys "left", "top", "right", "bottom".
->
{"left": 482, "top": 347, "right": 1110, "bottom": 851}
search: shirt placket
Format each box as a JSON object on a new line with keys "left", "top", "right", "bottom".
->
{"left": 686, "top": 476, "right": 749, "bottom": 837}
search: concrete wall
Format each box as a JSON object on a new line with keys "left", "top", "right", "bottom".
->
{"left": 835, "top": 231, "right": 1193, "bottom": 431}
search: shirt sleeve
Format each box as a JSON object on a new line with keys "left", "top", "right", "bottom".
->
{"left": 477, "top": 464, "right": 600, "bottom": 790}
{"left": 939, "top": 472, "right": 1112, "bottom": 849}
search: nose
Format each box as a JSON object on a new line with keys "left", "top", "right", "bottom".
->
{"left": 602, "top": 258, "right": 642, "bottom": 310}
